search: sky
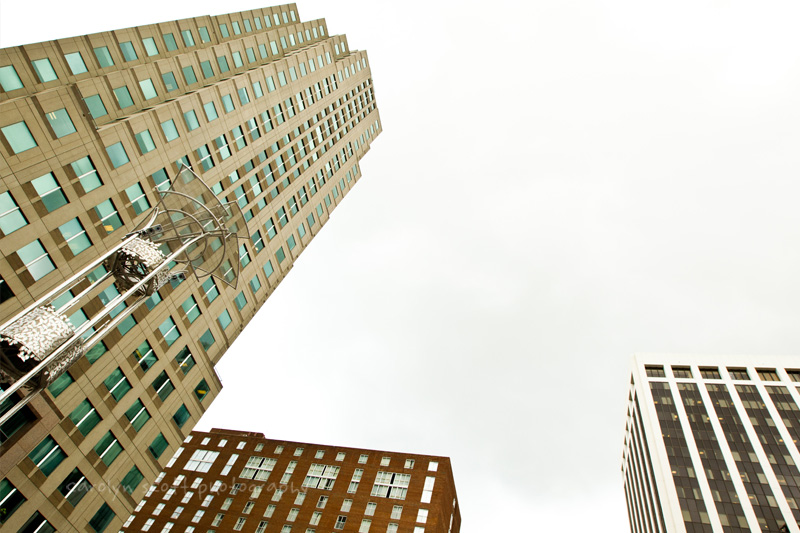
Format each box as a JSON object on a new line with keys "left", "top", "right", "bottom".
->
{"left": 3, "top": 1, "right": 800, "bottom": 530}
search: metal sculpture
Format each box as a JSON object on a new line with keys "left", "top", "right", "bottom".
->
{"left": 0, "top": 165, "right": 246, "bottom": 425}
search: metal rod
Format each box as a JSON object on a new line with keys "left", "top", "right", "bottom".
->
{"left": 0, "top": 390, "right": 36, "bottom": 428}
{"left": 56, "top": 272, "right": 113, "bottom": 314}
{"left": 0, "top": 236, "right": 200, "bottom": 406}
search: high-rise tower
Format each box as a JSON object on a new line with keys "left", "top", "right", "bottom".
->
{"left": 622, "top": 355, "right": 800, "bottom": 533}
{"left": 122, "top": 428, "right": 461, "bottom": 533}
{"left": 0, "top": 5, "right": 381, "bottom": 531}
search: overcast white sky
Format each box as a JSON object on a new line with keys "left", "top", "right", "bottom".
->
{"left": 3, "top": 1, "right": 800, "bottom": 530}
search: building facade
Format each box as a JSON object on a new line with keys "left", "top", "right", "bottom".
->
{"left": 122, "top": 428, "right": 461, "bottom": 533}
{"left": 622, "top": 355, "right": 800, "bottom": 533}
{"left": 0, "top": 5, "right": 381, "bottom": 532}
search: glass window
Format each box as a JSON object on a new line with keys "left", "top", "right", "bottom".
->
{"left": 119, "top": 41, "right": 138, "bottom": 61}
{"left": 120, "top": 465, "right": 143, "bottom": 494}
{"left": 199, "top": 26, "right": 210, "bottom": 43}
{"left": 181, "top": 295, "right": 201, "bottom": 323}
{"left": 159, "top": 316, "right": 180, "bottom": 346}
{"left": 133, "top": 340, "right": 157, "bottom": 371}
{"left": 94, "top": 199, "right": 123, "bottom": 232}
{"left": 2, "top": 121, "right": 37, "bottom": 154}
{"left": 184, "top": 109, "right": 200, "bottom": 131}
{"left": 181, "top": 29, "right": 195, "bottom": 47}
{"left": 182, "top": 65, "right": 197, "bottom": 85}
{"left": 162, "top": 71, "right": 178, "bottom": 92}
{"left": 123, "top": 183, "right": 150, "bottom": 215}
{"left": 58, "top": 468, "right": 91, "bottom": 506}
{"left": 104, "top": 367, "right": 131, "bottom": 401}
{"left": 195, "top": 379, "right": 209, "bottom": 402}
{"left": 152, "top": 370, "right": 175, "bottom": 401}
{"left": 219, "top": 23, "right": 229, "bottom": 38}
{"left": 135, "top": 129, "right": 156, "bottom": 154}
{"left": 0, "top": 192, "right": 27, "bottom": 235}
{"left": 71, "top": 156, "right": 102, "bottom": 193}
{"left": 93, "top": 46, "right": 114, "bottom": 67}
{"left": 32, "top": 58, "right": 58, "bottom": 82}
{"left": 163, "top": 33, "right": 178, "bottom": 51}
{"left": 175, "top": 346, "right": 195, "bottom": 375}
{"left": 217, "top": 55, "right": 230, "bottom": 73}
{"left": 0, "top": 65, "right": 24, "bottom": 91}
{"left": 222, "top": 94, "right": 234, "bottom": 113}
{"left": 249, "top": 275, "right": 261, "bottom": 293}
{"left": 113, "top": 86, "right": 134, "bottom": 109}
{"left": 199, "top": 329, "right": 215, "bottom": 351}
{"left": 173, "top": 404, "right": 190, "bottom": 428}
{"left": 65, "top": 52, "right": 88, "bottom": 75}
{"left": 246, "top": 47, "right": 256, "bottom": 63}
{"left": 106, "top": 141, "right": 130, "bottom": 168}
{"left": 47, "top": 372, "right": 73, "bottom": 397}
{"left": 204, "top": 101, "right": 218, "bottom": 121}
{"left": 232, "top": 51, "right": 243, "bottom": 68}
{"left": 218, "top": 309, "right": 232, "bottom": 330}
{"left": 143, "top": 37, "right": 159, "bottom": 56}
{"left": 18, "top": 239, "right": 55, "bottom": 280}
{"left": 95, "top": 431, "right": 123, "bottom": 465}
{"left": 46, "top": 108, "right": 76, "bottom": 138}
{"left": 59, "top": 217, "right": 92, "bottom": 255}
{"left": 201, "top": 60, "right": 214, "bottom": 79}
{"left": 125, "top": 399, "right": 150, "bottom": 431}
{"left": 89, "top": 502, "right": 115, "bottom": 532}
{"left": 234, "top": 291, "right": 247, "bottom": 311}
{"left": 139, "top": 78, "right": 157, "bottom": 100}
{"left": 69, "top": 399, "right": 101, "bottom": 436}
{"left": 83, "top": 94, "right": 107, "bottom": 119}
{"left": 149, "top": 433, "right": 169, "bottom": 459}
{"left": 159, "top": 119, "right": 179, "bottom": 143}
{"left": 29, "top": 436, "right": 66, "bottom": 475}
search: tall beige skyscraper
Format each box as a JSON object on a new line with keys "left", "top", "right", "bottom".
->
{"left": 0, "top": 5, "right": 381, "bottom": 531}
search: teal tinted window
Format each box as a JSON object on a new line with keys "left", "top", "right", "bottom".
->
{"left": 263, "top": 260, "right": 274, "bottom": 278}
{"left": 119, "top": 41, "right": 137, "bottom": 61}
{"left": 64, "top": 52, "right": 87, "bottom": 75}
{"left": 200, "top": 60, "right": 214, "bottom": 79}
{"left": 203, "top": 101, "right": 218, "bottom": 121}
{"left": 32, "top": 58, "right": 57, "bottom": 82}
{"left": 275, "top": 247, "right": 286, "bottom": 264}
{"left": 158, "top": 316, "right": 180, "bottom": 346}
{"left": 287, "top": 235, "right": 296, "bottom": 251}
{"left": 124, "top": 183, "right": 150, "bottom": 214}
{"left": 232, "top": 21, "right": 241, "bottom": 35}
{"left": 199, "top": 329, "right": 215, "bottom": 351}
{"left": 160, "top": 119, "right": 179, "bottom": 142}
{"left": 18, "top": 239, "right": 55, "bottom": 280}
{"left": 29, "top": 436, "right": 66, "bottom": 476}
{"left": 298, "top": 223, "right": 306, "bottom": 238}
{"left": 113, "top": 86, "right": 134, "bottom": 109}
{"left": 143, "top": 37, "right": 159, "bottom": 56}
{"left": 71, "top": 156, "right": 102, "bottom": 193}
{"left": 95, "top": 199, "right": 123, "bottom": 232}
{"left": 198, "top": 27, "right": 210, "bottom": 43}
{"left": 2, "top": 121, "right": 37, "bottom": 154}
{"left": 104, "top": 367, "right": 131, "bottom": 401}
{"left": 181, "top": 295, "right": 201, "bottom": 323}
{"left": 246, "top": 48, "right": 256, "bottom": 63}
{"left": 46, "top": 108, "right": 76, "bottom": 138}
{"left": 181, "top": 30, "right": 195, "bottom": 47}
{"left": 239, "top": 243, "right": 250, "bottom": 266}
{"left": 125, "top": 399, "right": 150, "bottom": 431}
{"left": 59, "top": 218, "right": 92, "bottom": 255}
{"left": 278, "top": 71, "right": 287, "bottom": 86}
{"left": 0, "top": 65, "right": 23, "bottom": 91}
{"left": 94, "top": 431, "right": 122, "bottom": 465}
{"left": 307, "top": 213, "right": 316, "bottom": 227}
{"left": 85, "top": 341, "right": 107, "bottom": 364}
{"left": 89, "top": 502, "right": 115, "bottom": 532}
{"left": 93, "top": 46, "right": 114, "bottom": 68}
{"left": 217, "top": 56, "right": 229, "bottom": 73}
{"left": 173, "top": 404, "right": 190, "bottom": 428}
{"left": 238, "top": 87, "right": 249, "bottom": 105}
{"left": 163, "top": 33, "right": 178, "bottom": 51}
{"left": 195, "top": 379, "right": 210, "bottom": 402}
{"left": 244, "top": 19, "right": 252, "bottom": 32}
{"left": 232, "top": 51, "right": 243, "bottom": 68}
{"left": 83, "top": 94, "right": 107, "bottom": 119}
{"left": 175, "top": 346, "right": 195, "bottom": 375}
{"left": 152, "top": 168, "right": 170, "bottom": 191}
{"left": 254, "top": 17, "right": 262, "bottom": 30}
{"left": 152, "top": 370, "right": 174, "bottom": 401}
{"left": 183, "top": 110, "right": 200, "bottom": 131}
{"left": 266, "top": 76, "right": 276, "bottom": 92}
{"left": 133, "top": 340, "right": 157, "bottom": 371}
{"left": 234, "top": 291, "right": 247, "bottom": 311}
{"left": 58, "top": 468, "right": 92, "bottom": 506}
{"left": 259, "top": 44, "right": 268, "bottom": 59}
{"left": 139, "top": 78, "right": 157, "bottom": 100}
{"left": 182, "top": 65, "right": 197, "bottom": 85}
{"left": 105, "top": 142, "right": 129, "bottom": 168}
{"left": 252, "top": 81, "right": 263, "bottom": 98}
{"left": 134, "top": 129, "right": 156, "bottom": 154}
{"left": 201, "top": 278, "right": 218, "bottom": 302}
{"left": 69, "top": 399, "right": 101, "bottom": 436}
{"left": 0, "top": 478, "right": 25, "bottom": 523}
{"left": 47, "top": 372, "right": 73, "bottom": 398}
{"left": 0, "top": 192, "right": 27, "bottom": 235}
{"left": 222, "top": 94, "right": 234, "bottom": 113}
{"left": 219, "top": 23, "right": 229, "bottom": 38}
{"left": 249, "top": 275, "right": 261, "bottom": 293}
{"left": 162, "top": 71, "right": 178, "bottom": 92}
{"left": 149, "top": 433, "right": 169, "bottom": 459}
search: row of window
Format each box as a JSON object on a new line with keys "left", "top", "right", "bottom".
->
{"left": 645, "top": 365, "right": 800, "bottom": 382}
{"left": 0, "top": 9, "right": 310, "bottom": 94}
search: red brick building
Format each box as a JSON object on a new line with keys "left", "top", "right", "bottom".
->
{"left": 122, "top": 428, "right": 461, "bottom": 533}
